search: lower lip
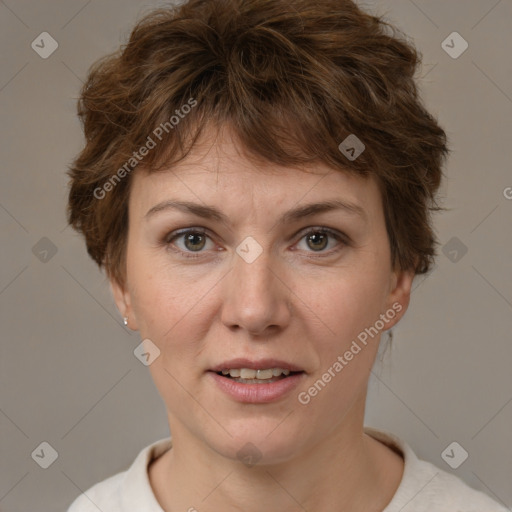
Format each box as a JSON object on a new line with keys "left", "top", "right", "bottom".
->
{"left": 208, "top": 371, "right": 306, "bottom": 403}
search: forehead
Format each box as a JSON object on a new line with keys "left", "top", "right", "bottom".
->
{"left": 129, "top": 124, "right": 382, "bottom": 217}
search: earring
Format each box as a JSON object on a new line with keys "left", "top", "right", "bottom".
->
{"left": 123, "top": 317, "right": 128, "bottom": 326}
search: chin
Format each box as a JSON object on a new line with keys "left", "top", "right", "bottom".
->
{"left": 204, "top": 420, "right": 310, "bottom": 466}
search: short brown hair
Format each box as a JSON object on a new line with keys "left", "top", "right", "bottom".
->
{"left": 67, "top": 0, "right": 450, "bottom": 287}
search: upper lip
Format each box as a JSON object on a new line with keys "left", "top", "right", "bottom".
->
{"left": 209, "top": 358, "right": 305, "bottom": 373}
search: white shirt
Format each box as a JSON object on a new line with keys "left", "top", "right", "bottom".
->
{"left": 67, "top": 426, "right": 509, "bottom": 511}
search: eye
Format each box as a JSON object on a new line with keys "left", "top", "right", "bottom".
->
{"left": 165, "top": 228, "right": 216, "bottom": 258}
{"left": 295, "top": 228, "right": 346, "bottom": 255}
{"left": 164, "top": 226, "right": 348, "bottom": 259}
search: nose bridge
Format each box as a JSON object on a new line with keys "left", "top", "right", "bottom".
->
{"left": 235, "top": 242, "right": 274, "bottom": 296}
{"left": 222, "top": 238, "right": 289, "bottom": 334}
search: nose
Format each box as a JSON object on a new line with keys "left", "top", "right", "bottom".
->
{"left": 220, "top": 244, "right": 291, "bottom": 337}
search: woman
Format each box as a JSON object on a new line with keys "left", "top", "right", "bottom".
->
{"left": 66, "top": 0, "right": 508, "bottom": 510}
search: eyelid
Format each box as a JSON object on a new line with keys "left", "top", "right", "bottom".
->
{"left": 164, "top": 226, "right": 209, "bottom": 243}
{"left": 295, "top": 225, "right": 350, "bottom": 244}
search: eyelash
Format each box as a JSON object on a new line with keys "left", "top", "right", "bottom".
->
{"left": 163, "top": 227, "right": 349, "bottom": 259}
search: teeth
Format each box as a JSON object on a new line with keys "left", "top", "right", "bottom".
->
{"left": 240, "top": 368, "right": 257, "bottom": 379}
{"left": 255, "top": 369, "right": 273, "bottom": 379}
{"left": 220, "top": 368, "right": 292, "bottom": 379}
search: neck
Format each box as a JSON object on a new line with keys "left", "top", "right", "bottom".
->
{"left": 150, "top": 395, "right": 403, "bottom": 512}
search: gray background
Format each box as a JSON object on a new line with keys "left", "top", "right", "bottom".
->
{"left": 0, "top": 1, "right": 511, "bottom": 511}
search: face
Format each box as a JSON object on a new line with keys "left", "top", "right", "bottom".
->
{"left": 111, "top": 125, "right": 414, "bottom": 464}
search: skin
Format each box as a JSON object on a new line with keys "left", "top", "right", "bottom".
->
{"left": 111, "top": 124, "right": 415, "bottom": 512}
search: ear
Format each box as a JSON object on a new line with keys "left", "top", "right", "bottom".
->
{"left": 110, "top": 276, "right": 138, "bottom": 331}
{"left": 382, "top": 267, "right": 416, "bottom": 330}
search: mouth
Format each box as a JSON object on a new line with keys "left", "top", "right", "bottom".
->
{"left": 207, "top": 359, "right": 307, "bottom": 403}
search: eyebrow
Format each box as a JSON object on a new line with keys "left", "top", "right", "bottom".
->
{"left": 144, "top": 199, "right": 367, "bottom": 225}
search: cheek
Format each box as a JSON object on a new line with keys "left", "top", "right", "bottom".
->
{"left": 296, "top": 272, "right": 391, "bottom": 419}
{"left": 128, "top": 251, "right": 219, "bottom": 354}
{"left": 312, "top": 265, "right": 390, "bottom": 348}
{"left": 128, "top": 261, "right": 213, "bottom": 403}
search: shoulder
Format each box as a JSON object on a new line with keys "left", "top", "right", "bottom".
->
{"left": 66, "top": 437, "right": 172, "bottom": 512}
{"left": 67, "top": 472, "right": 124, "bottom": 511}
{"left": 364, "top": 426, "right": 509, "bottom": 512}
{"left": 406, "top": 458, "right": 509, "bottom": 511}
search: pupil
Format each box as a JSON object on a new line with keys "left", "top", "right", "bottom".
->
{"left": 185, "top": 233, "right": 205, "bottom": 251}
{"left": 307, "top": 232, "right": 327, "bottom": 251}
